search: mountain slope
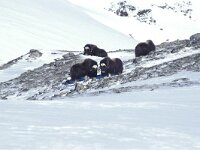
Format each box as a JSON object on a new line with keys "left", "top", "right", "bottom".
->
{"left": 0, "top": 1, "right": 200, "bottom": 149}
{"left": 0, "top": 33, "right": 200, "bottom": 100}
{"left": 0, "top": 0, "right": 136, "bottom": 64}
{"left": 69, "top": 0, "right": 200, "bottom": 44}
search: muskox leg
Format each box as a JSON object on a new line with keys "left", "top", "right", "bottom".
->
{"left": 74, "top": 80, "right": 78, "bottom": 91}
{"left": 133, "top": 58, "right": 137, "bottom": 63}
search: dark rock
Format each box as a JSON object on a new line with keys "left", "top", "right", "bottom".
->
{"left": 62, "top": 52, "right": 75, "bottom": 59}
{"left": 29, "top": 49, "right": 42, "bottom": 58}
{"left": 106, "top": 1, "right": 155, "bottom": 25}
{"left": 137, "top": 9, "right": 151, "bottom": 16}
{"left": 190, "top": 33, "right": 200, "bottom": 43}
{"left": 1, "top": 33, "right": 200, "bottom": 100}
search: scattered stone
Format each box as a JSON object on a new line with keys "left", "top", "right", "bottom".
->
{"left": 0, "top": 34, "right": 200, "bottom": 100}
{"left": 29, "top": 49, "right": 43, "bottom": 58}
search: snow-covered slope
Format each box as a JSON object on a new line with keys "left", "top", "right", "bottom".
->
{"left": 0, "top": 49, "right": 75, "bottom": 82}
{"left": 1, "top": 0, "right": 199, "bottom": 65}
{"left": 0, "top": 0, "right": 200, "bottom": 149}
{"left": 1, "top": 33, "right": 200, "bottom": 100}
{"left": 69, "top": 0, "right": 200, "bottom": 44}
{"left": 1, "top": 87, "right": 200, "bottom": 150}
{"left": 0, "top": 0, "right": 136, "bottom": 64}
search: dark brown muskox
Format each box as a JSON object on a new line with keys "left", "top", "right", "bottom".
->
{"left": 70, "top": 58, "right": 98, "bottom": 80}
{"left": 135, "top": 40, "right": 155, "bottom": 57}
{"left": 100, "top": 57, "right": 123, "bottom": 76}
{"left": 84, "top": 44, "right": 96, "bottom": 56}
{"left": 82, "top": 58, "right": 98, "bottom": 78}
{"left": 84, "top": 44, "right": 108, "bottom": 57}
{"left": 70, "top": 63, "right": 86, "bottom": 81}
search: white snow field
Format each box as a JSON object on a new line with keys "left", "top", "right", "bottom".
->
{"left": 1, "top": 86, "right": 200, "bottom": 150}
{"left": 69, "top": 0, "right": 200, "bottom": 44}
{"left": 0, "top": 0, "right": 136, "bottom": 65}
{"left": 1, "top": 0, "right": 200, "bottom": 64}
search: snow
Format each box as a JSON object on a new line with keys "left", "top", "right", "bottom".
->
{"left": 0, "top": 49, "right": 134, "bottom": 82}
{"left": 142, "top": 48, "right": 200, "bottom": 68}
{"left": 1, "top": 0, "right": 199, "bottom": 64}
{"left": 1, "top": 0, "right": 200, "bottom": 149}
{"left": 0, "top": 0, "right": 136, "bottom": 64}
{"left": 0, "top": 49, "right": 76, "bottom": 82}
{"left": 1, "top": 86, "right": 200, "bottom": 149}
{"left": 68, "top": 0, "right": 200, "bottom": 44}
{"left": 95, "top": 70, "right": 200, "bottom": 92}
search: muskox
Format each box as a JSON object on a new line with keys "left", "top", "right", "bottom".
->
{"left": 70, "top": 63, "right": 86, "bottom": 81}
{"left": 84, "top": 44, "right": 96, "bottom": 56}
{"left": 100, "top": 57, "right": 123, "bottom": 76}
{"left": 135, "top": 40, "right": 155, "bottom": 57}
{"left": 82, "top": 58, "right": 98, "bottom": 78}
{"left": 84, "top": 44, "right": 108, "bottom": 57}
{"left": 70, "top": 58, "right": 98, "bottom": 80}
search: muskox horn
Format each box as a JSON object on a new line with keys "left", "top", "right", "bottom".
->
{"left": 100, "top": 63, "right": 106, "bottom": 67}
{"left": 92, "top": 65, "right": 98, "bottom": 69}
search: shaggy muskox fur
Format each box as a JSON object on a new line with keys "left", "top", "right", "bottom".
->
{"left": 82, "top": 58, "right": 98, "bottom": 78}
{"left": 84, "top": 44, "right": 108, "bottom": 57}
{"left": 70, "top": 63, "right": 86, "bottom": 80}
{"left": 100, "top": 57, "right": 123, "bottom": 76}
{"left": 135, "top": 40, "right": 155, "bottom": 57}
{"left": 83, "top": 44, "right": 96, "bottom": 56}
{"left": 70, "top": 58, "right": 98, "bottom": 80}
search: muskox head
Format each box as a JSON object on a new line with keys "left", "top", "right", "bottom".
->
{"left": 100, "top": 57, "right": 123, "bottom": 76}
{"left": 146, "top": 40, "right": 156, "bottom": 51}
{"left": 100, "top": 57, "right": 112, "bottom": 76}
{"left": 84, "top": 44, "right": 108, "bottom": 57}
{"left": 83, "top": 44, "right": 97, "bottom": 56}
{"left": 70, "top": 58, "right": 98, "bottom": 81}
{"left": 82, "top": 58, "right": 98, "bottom": 78}
{"left": 89, "top": 64, "right": 98, "bottom": 78}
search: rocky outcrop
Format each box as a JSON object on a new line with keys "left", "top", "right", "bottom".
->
{"left": 28, "top": 49, "right": 43, "bottom": 59}
{"left": 0, "top": 49, "right": 43, "bottom": 70}
{"left": 106, "top": 1, "right": 193, "bottom": 25}
{"left": 156, "top": 1, "right": 192, "bottom": 19}
{"left": 0, "top": 33, "right": 200, "bottom": 100}
{"left": 106, "top": 1, "right": 155, "bottom": 25}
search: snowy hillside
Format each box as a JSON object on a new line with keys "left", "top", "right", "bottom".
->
{"left": 69, "top": 0, "right": 200, "bottom": 44}
{"left": 0, "top": 0, "right": 136, "bottom": 64}
{"left": 0, "top": 0, "right": 200, "bottom": 149}
{"left": 1, "top": 34, "right": 200, "bottom": 148}
{"left": 1, "top": 33, "right": 200, "bottom": 100}
{"left": 1, "top": 0, "right": 200, "bottom": 64}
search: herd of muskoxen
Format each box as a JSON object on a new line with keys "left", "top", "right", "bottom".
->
{"left": 69, "top": 40, "right": 155, "bottom": 81}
